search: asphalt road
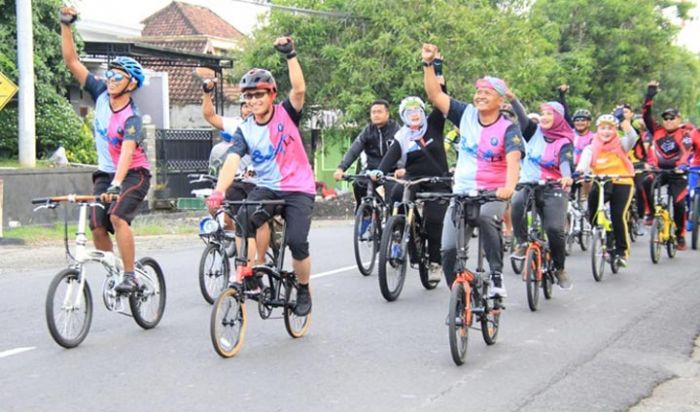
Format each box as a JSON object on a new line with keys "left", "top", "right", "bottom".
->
{"left": 1, "top": 222, "right": 699, "bottom": 412}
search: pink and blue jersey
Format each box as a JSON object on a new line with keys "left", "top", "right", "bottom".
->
{"left": 573, "top": 130, "right": 595, "bottom": 165}
{"left": 229, "top": 99, "right": 315, "bottom": 195}
{"left": 84, "top": 74, "right": 150, "bottom": 172}
{"left": 447, "top": 100, "right": 524, "bottom": 193}
{"left": 520, "top": 127, "right": 573, "bottom": 182}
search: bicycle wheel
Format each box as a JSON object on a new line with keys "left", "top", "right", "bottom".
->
{"left": 692, "top": 193, "right": 699, "bottom": 250}
{"left": 578, "top": 217, "right": 590, "bottom": 251}
{"left": 378, "top": 215, "right": 408, "bottom": 302}
{"left": 353, "top": 203, "right": 378, "bottom": 276}
{"left": 649, "top": 217, "right": 662, "bottom": 264}
{"left": 480, "top": 296, "right": 500, "bottom": 345}
{"left": 130, "top": 257, "right": 166, "bottom": 329}
{"left": 210, "top": 287, "right": 247, "bottom": 358}
{"left": 45, "top": 268, "right": 93, "bottom": 348}
{"left": 524, "top": 246, "right": 540, "bottom": 311}
{"left": 565, "top": 212, "right": 574, "bottom": 256}
{"left": 198, "top": 243, "right": 230, "bottom": 304}
{"left": 591, "top": 228, "right": 606, "bottom": 282}
{"left": 447, "top": 282, "right": 468, "bottom": 366}
{"left": 283, "top": 278, "right": 312, "bottom": 338}
{"left": 415, "top": 229, "right": 439, "bottom": 290}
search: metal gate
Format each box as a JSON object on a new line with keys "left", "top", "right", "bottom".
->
{"left": 155, "top": 129, "right": 214, "bottom": 198}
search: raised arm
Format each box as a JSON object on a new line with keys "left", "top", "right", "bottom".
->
{"left": 422, "top": 44, "right": 450, "bottom": 115}
{"left": 274, "top": 37, "right": 305, "bottom": 112}
{"left": 202, "top": 80, "right": 224, "bottom": 130}
{"left": 557, "top": 84, "right": 573, "bottom": 127}
{"left": 642, "top": 81, "right": 659, "bottom": 134}
{"left": 505, "top": 87, "right": 536, "bottom": 140}
{"left": 60, "top": 6, "right": 89, "bottom": 86}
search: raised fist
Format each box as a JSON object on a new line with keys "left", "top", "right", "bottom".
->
{"left": 59, "top": 5, "right": 78, "bottom": 25}
{"left": 422, "top": 44, "right": 438, "bottom": 64}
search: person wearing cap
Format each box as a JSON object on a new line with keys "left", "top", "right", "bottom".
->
{"left": 571, "top": 109, "right": 595, "bottom": 165}
{"left": 576, "top": 114, "right": 639, "bottom": 267}
{"left": 202, "top": 89, "right": 259, "bottom": 232}
{"left": 207, "top": 36, "right": 315, "bottom": 316}
{"left": 641, "top": 81, "right": 700, "bottom": 250}
{"left": 333, "top": 99, "right": 401, "bottom": 211}
{"left": 422, "top": 43, "right": 524, "bottom": 298}
{"left": 61, "top": 5, "right": 151, "bottom": 293}
{"left": 505, "top": 88, "right": 575, "bottom": 290}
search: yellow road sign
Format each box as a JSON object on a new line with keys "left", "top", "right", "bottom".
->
{"left": 0, "top": 71, "right": 19, "bottom": 112}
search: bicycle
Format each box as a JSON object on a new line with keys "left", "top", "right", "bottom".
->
{"left": 377, "top": 175, "right": 452, "bottom": 302}
{"left": 515, "top": 180, "right": 561, "bottom": 312}
{"left": 582, "top": 174, "right": 634, "bottom": 281}
{"left": 688, "top": 169, "right": 700, "bottom": 250}
{"left": 564, "top": 183, "right": 591, "bottom": 255}
{"left": 426, "top": 190, "right": 503, "bottom": 366}
{"left": 343, "top": 172, "right": 390, "bottom": 276}
{"left": 647, "top": 169, "right": 685, "bottom": 263}
{"left": 33, "top": 195, "right": 166, "bottom": 349}
{"left": 210, "top": 198, "right": 310, "bottom": 358}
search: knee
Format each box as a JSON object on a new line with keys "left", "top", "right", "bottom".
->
{"left": 109, "top": 214, "right": 127, "bottom": 229}
{"left": 92, "top": 227, "right": 109, "bottom": 239}
{"left": 287, "top": 238, "right": 310, "bottom": 261}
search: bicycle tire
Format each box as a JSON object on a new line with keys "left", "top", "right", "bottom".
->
{"left": 480, "top": 297, "right": 500, "bottom": 345}
{"left": 130, "top": 257, "right": 166, "bottom": 329}
{"left": 210, "top": 287, "right": 247, "bottom": 358}
{"left": 565, "top": 212, "right": 574, "bottom": 256}
{"left": 353, "top": 203, "right": 378, "bottom": 276}
{"left": 524, "top": 246, "right": 540, "bottom": 311}
{"left": 628, "top": 211, "right": 637, "bottom": 243}
{"left": 378, "top": 215, "right": 408, "bottom": 302}
{"left": 416, "top": 229, "right": 439, "bottom": 290}
{"left": 198, "top": 243, "right": 230, "bottom": 304}
{"left": 45, "top": 268, "right": 93, "bottom": 349}
{"left": 447, "top": 282, "right": 468, "bottom": 366}
{"left": 578, "top": 216, "right": 590, "bottom": 251}
{"left": 283, "top": 278, "right": 312, "bottom": 338}
{"left": 692, "top": 194, "right": 699, "bottom": 250}
{"left": 667, "top": 197, "right": 677, "bottom": 258}
{"left": 591, "top": 228, "right": 606, "bottom": 282}
{"left": 649, "top": 217, "right": 662, "bottom": 264}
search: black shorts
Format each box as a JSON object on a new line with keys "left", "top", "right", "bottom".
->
{"left": 225, "top": 181, "right": 256, "bottom": 214}
{"left": 108, "top": 168, "right": 150, "bottom": 225}
{"left": 235, "top": 187, "right": 314, "bottom": 261}
{"left": 90, "top": 171, "right": 115, "bottom": 233}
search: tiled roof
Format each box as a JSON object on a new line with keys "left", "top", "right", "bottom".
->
{"left": 141, "top": 1, "right": 244, "bottom": 39}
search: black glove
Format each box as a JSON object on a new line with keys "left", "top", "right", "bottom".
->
{"left": 59, "top": 10, "right": 78, "bottom": 25}
{"left": 646, "top": 84, "right": 658, "bottom": 100}
{"left": 101, "top": 184, "right": 121, "bottom": 202}
{"left": 202, "top": 79, "right": 216, "bottom": 93}
{"left": 432, "top": 58, "right": 443, "bottom": 77}
{"left": 274, "top": 38, "right": 297, "bottom": 59}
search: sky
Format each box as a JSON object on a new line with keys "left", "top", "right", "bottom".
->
{"left": 73, "top": 0, "right": 700, "bottom": 53}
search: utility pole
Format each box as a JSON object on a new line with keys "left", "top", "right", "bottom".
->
{"left": 17, "top": 0, "right": 36, "bottom": 167}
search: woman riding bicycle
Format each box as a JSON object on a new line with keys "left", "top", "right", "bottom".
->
{"left": 575, "top": 114, "right": 639, "bottom": 267}
{"left": 506, "top": 90, "right": 575, "bottom": 290}
{"left": 373, "top": 93, "right": 452, "bottom": 284}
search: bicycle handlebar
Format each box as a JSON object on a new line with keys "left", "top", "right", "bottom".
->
{"left": 417, "top": 190, "right": 500, "bottom": 203}
{"left": 384, "top": 175, "right": 453, "bottom": 186}
{"left": 575, "top": 174, "right": 635, "bottom": 184}
{"left": 31, "top": 194, "right": 118, "bottom": 205}
{"left": 515, "top": 179, "right": 562, "bottom": 190}
{"left": 223, "top": 199, "right": 286, "bottom": 207}
{"left": 188, "top": 174, "right": 218, "bottom": 184}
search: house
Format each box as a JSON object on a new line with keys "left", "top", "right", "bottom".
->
{"left": 138, "top": 1, "right": 245, "bottom": 127}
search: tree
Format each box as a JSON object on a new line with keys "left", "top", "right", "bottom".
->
{"left": 0, "top": 0, "right": 95, "bottom": 163}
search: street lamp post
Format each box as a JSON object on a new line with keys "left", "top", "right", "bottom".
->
{"left": 17, "top": 0, "right": 36, "bottom": 167}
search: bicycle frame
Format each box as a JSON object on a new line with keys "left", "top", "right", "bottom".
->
{"left": 650, "top": 172, "right": 675, "bottom": 242}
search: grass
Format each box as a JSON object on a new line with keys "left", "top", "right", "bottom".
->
{"left": 2, "top": 219, "right": 195, "bottom": 245}
{"left": 0, "top": 159, "right": 52, "bottom": 168}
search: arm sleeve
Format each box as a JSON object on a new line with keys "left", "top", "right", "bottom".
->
{"left": 558, "top": 89, "right": 573, "bottom": 127}
{"left": 377, "top": 140, "right": 402, "bottom": 174}
{"left": 504, "top": 124, "right": 526, "bottom": 158}
{"left": 510, "top": 98, "right": 537, "bottom": 140}
{"left": 446, "top": 98, "right": 468, "bottom": 127}
{"left": 642, "top": 87, "right": 657, "bottom": 134}
{"left": 620, "top": 127, "right": 639, "bottom": 152}
{"left": 82, "top": 73, "right": 107, "bottom": 103}
{"left": 576, "top": 147, "right": 592, "bottom": 173}
{"left": 559, "top": 143, "right": 574, "bottom": 177}
{"left": 338, "top": 128, "right": 368, "bottom": 170}
{"left": 227, "top": 128, "right": 249, "bottom": 158}
{"left": 122, "top": 115, "right": 144, "bottom": 145}
{"left": 428, "top": 108, "right": 446, "bottom": 143}
{"left": 282, "top": 98, "right": 302, "bottom": 126}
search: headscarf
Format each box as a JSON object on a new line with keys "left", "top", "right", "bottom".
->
{"left": 397, "top": 96, "right": 428, "bottom": 141}
{"left": 540, "top": 101, "right": 574, "bottom": 142}
{"left": 590, "top": 117, "right": 634, "bottom": 173}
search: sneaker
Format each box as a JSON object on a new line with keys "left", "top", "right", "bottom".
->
{"left": 115, "top": 273, "right": 138, "bottom": 294}
{"left": 428, "top": 263, "right": 442, "bottom": 283}
{"left": 616, "top": 256, "right": 628, "bottom": 268}
{"left": 677, "top": 237, "right": 688, "bottom": 251}
{"left": 644, "top": 214, "right": 654, "bottom": 226}
{"left": 244, "top": 275, "right": 263, "bottom": 294}
{"left": 294, "top": 285, "right": 312, "bottom": 316}
{"left": 555, "top": 269, "right": 573, "bottom": 290}
{"left": 511, "top": 243, "right": 527, "bottom": 260}
{"left": 488, "top": 272, "right": 507, "bottom": 298}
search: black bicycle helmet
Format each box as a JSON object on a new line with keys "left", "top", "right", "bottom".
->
{"left": 572, "top": 109, "right": 592, "bottom": 121}
{"left": 239, "top": 68, "right": 277, "bottom": 92}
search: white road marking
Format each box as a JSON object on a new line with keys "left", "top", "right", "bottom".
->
{"left": 0, "top": 347, "right": 36, "bottom": 359}
{"left": 311, "top": 264, "right": 361, "bottom": 279}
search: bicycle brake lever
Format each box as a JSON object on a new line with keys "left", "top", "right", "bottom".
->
{"left": 88, "top": 202, "right": 106, "bottom": 209}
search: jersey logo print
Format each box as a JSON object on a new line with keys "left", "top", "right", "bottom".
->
{"left": 251, "top": 124, "right": 295, "bottom": 165}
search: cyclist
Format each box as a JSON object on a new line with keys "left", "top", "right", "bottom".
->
{"left": 641, "top": 81, "right": 700, "bottom": 250}
{"left": 206, "top": 36, "right": 315, "bottom": 316}
{"left": 571, "top": 109, "right": 595, "bottom": 166}
{"left": 422, "top": 43, "right": 524, "bottom": 297}
{"left": 202, "top": 86, "right": 260, "bottom": 234}
{"left": 334, "top": 99, "right": 401, "bottom": 210}
{"left": 371, "top": 94, "right": 452, "bottom": 283}
{"left": 60, "top": 6, "right": 151, "bottom": 293}
{"left": 506, "top": 90, "right": 575, "bottom": 289}
{"left": 575, "top": 114, "right": 639, "bottom": 266}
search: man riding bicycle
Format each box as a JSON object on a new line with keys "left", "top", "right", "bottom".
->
{"left": 422, "top": 43, "right": 524, "bottom": 298}
{"left": 60, "top": 6, "right": 151, "bottom": 294}
{"left": 334, "top": 100, "right": 401, "bottom": 210}
{"left": 207, "top": 36, "right": 315, "bottom": 316}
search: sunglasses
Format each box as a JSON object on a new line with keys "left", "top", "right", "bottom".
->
{"left": 242, "top": 90, "right": 269, "bottom": 101}
{"left": 105, "top": 70, "right": 130, "bottom": 83}
{"left": 662, "top": 116, "right": 677, "bottom": 121}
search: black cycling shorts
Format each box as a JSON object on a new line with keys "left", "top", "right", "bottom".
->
{"left": 90, "top": 170, "right": 115, "bottom": 233}
{"left": 109, "top": 168, "right": 151, "bottom": 225}
{"left": 225, "top": 181, "right": 256, "bottom": 214}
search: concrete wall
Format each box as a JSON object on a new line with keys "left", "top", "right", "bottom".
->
{"left": 0, "top": 167, "right": 96, "bottom": 228}
{"left": 169, "top": 104, "right": 241, "bottom": 129}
